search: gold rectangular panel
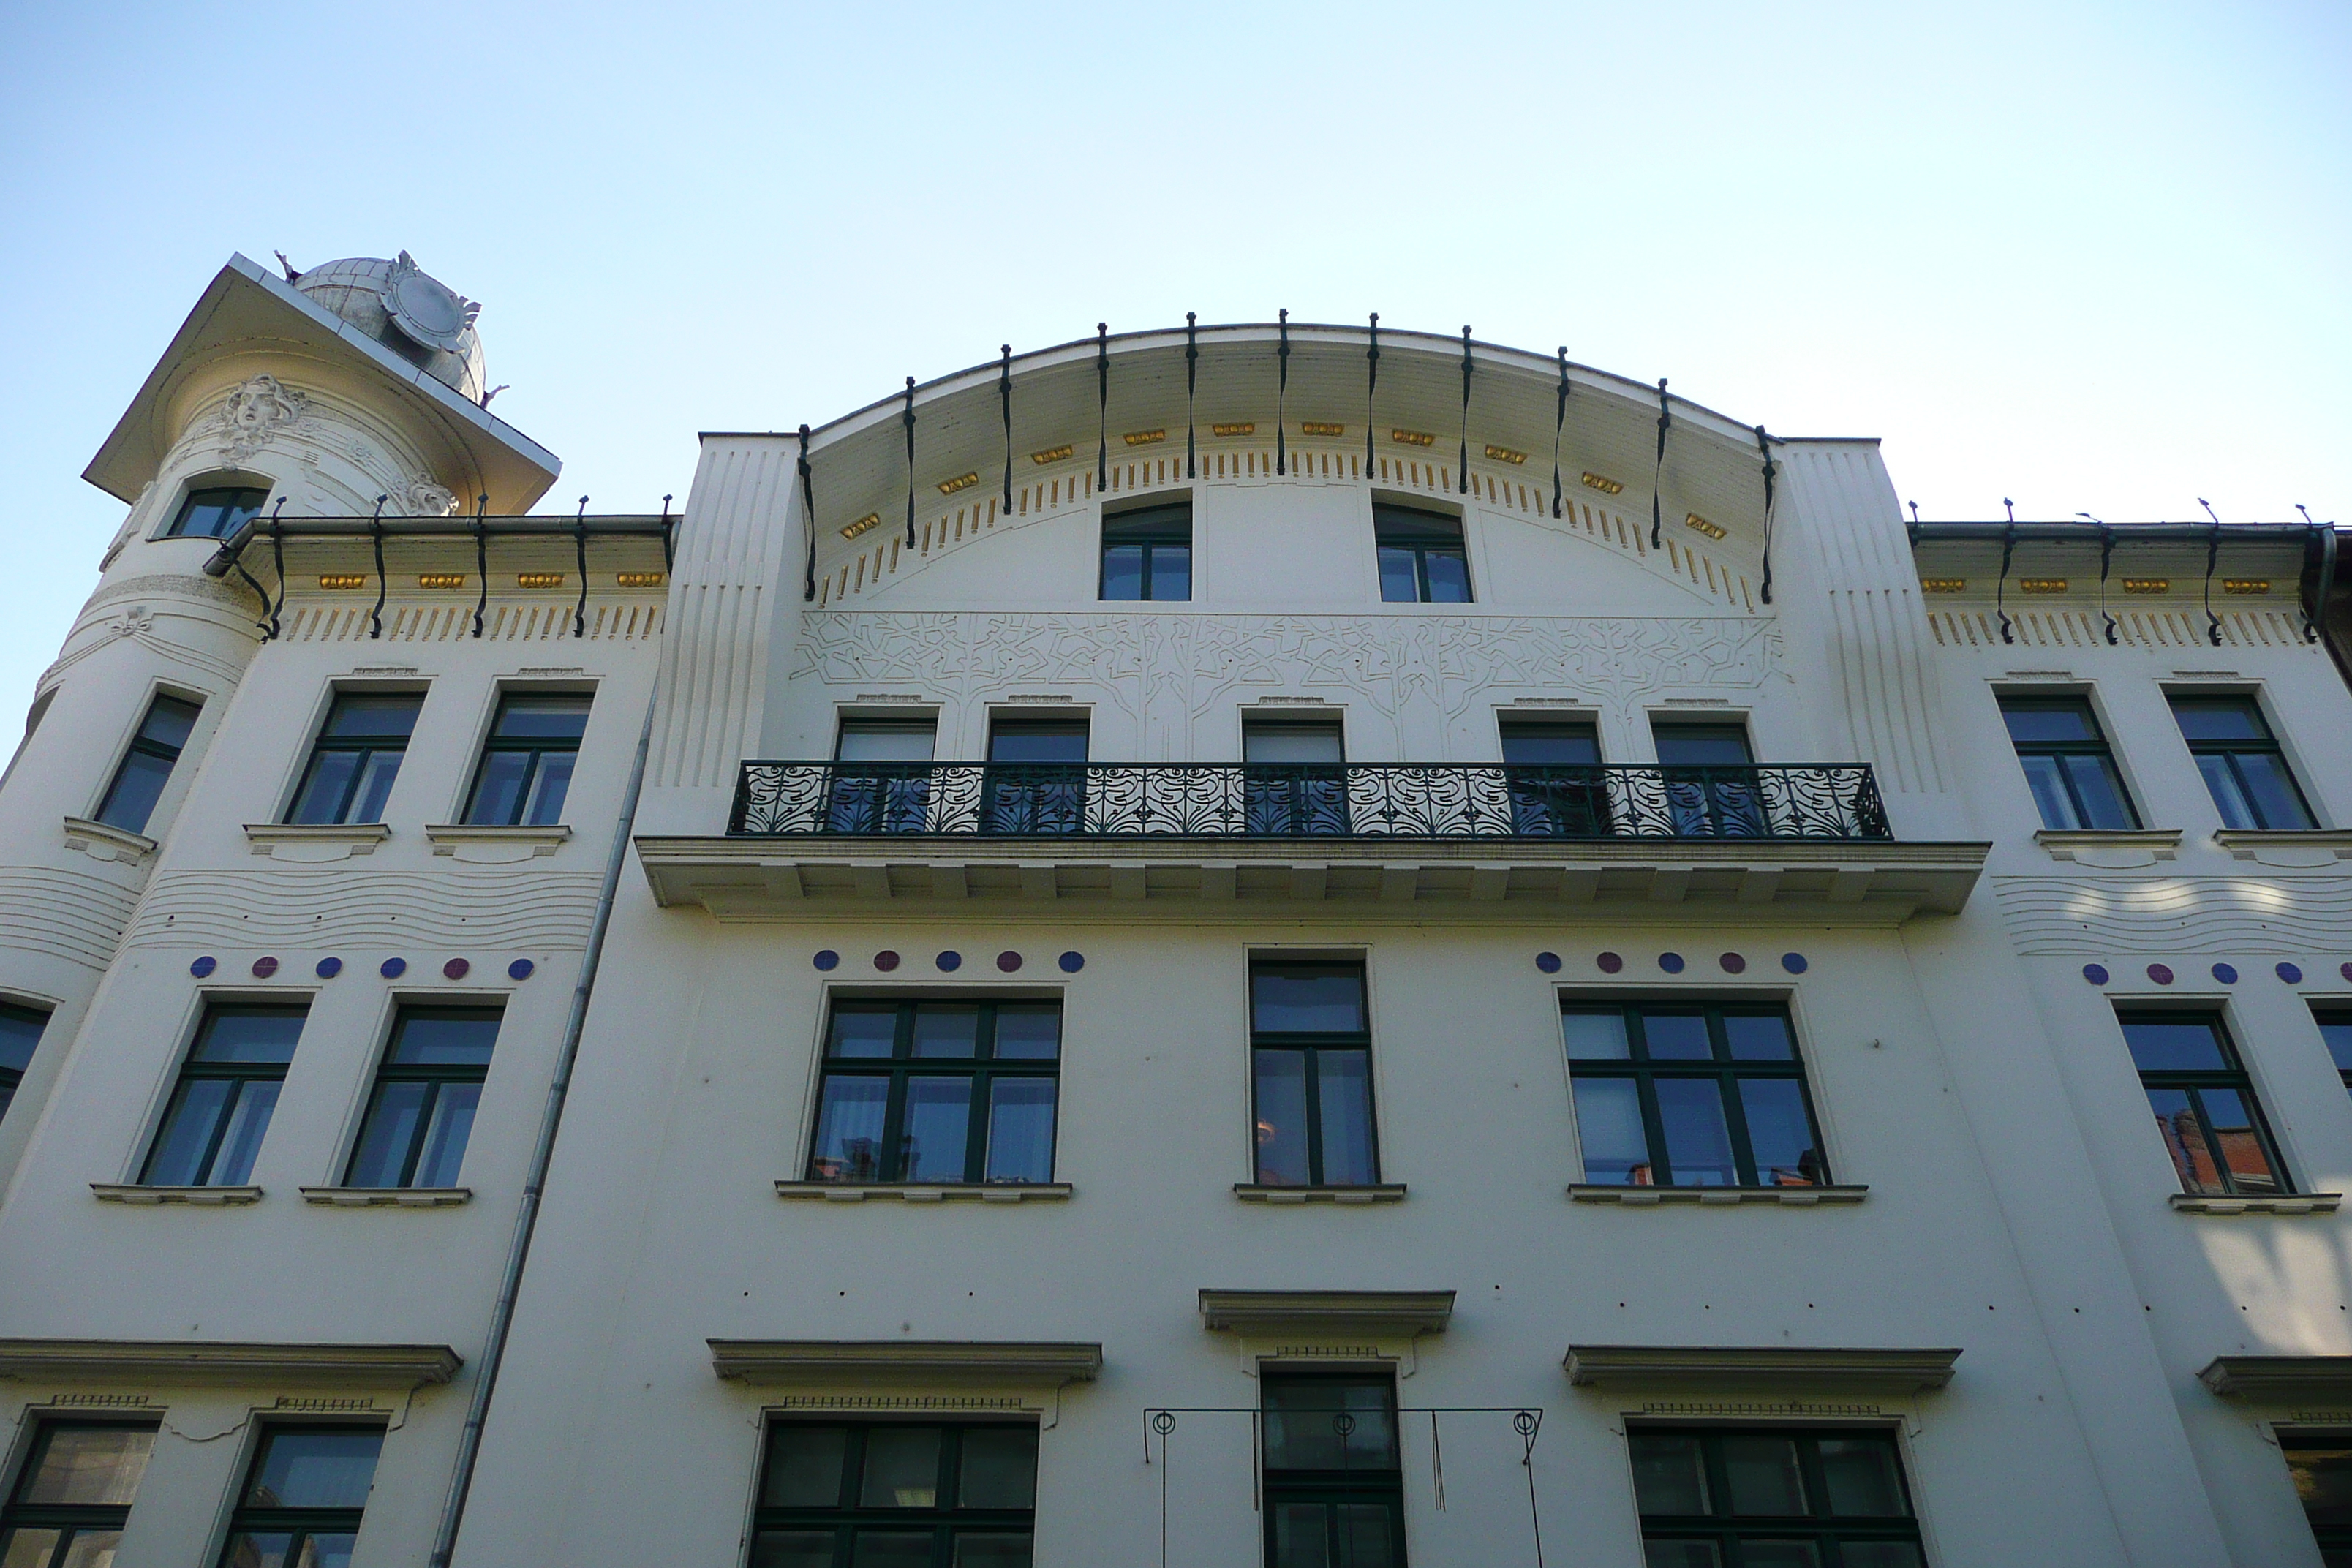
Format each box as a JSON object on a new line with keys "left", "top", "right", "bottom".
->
{"left": 840, "top": 514, "right": 881, "bottom": 540}
{"left": 1122, "top": 429, "right": 1166, "bottom": 446}
{"left": 518, "top": 572, "right": 566, "bottom": 589}
{"left": 1580, "top": 472, "right": 1624, "bottom": 495}
{"left": 1684, "top": 513, "right": 1727, "bottom": 540}
{"left": 936, "top": 472, "right": 979, "bottom": 495}
{"left": 1301, "top": 421, "right": 1343, "bottom": 437}
{"left": 319, "top": 574, "right": 367, "bottom": 590}
{"left": 1390, "top": 429, "right": 1435, "bottom": 447}
{"left": 1029, "top": 445, "right": 1074, "bottom": 465}
{"left": 418, "top": 573, "right": 466, "bottom": 589}
{"left": 1213, "top": 422, "right": 1258, "bottom": 437}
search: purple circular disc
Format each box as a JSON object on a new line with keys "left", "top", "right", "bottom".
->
{"left": 2082, "top": 963, "right": 2110, "bottom": 985}
{"left": 315, "top": 957, "right": 343, "bottom": 979}
{"left": 252, "top": 956, "right": 279, "bottom": 979}
{"left": 190, "top": 956, "right": 217, "bottom": 978}
{"left": 1719, "top": 952, "right": 1747, "bottom": 975}
{"left": 813, "top": 950, "right": 840, "bottom": 971}
{"left": 2147, "top": 962, "right": 2174, "bottom": 985}
{"left": 1535, "top": 951, "right": 1562, "bottom": 974}
{"left": 996, "top": 951, "right": 1022, "bottom": 973}
{"left": 443, "top": 958, "right": 471, "bottom": 981}
{"left": 2342, "top": 962, "right": 2352, "bottom": 984}
{"left": 1659, "top": 951, "right": 1686, "bottom": 974}
{"left": 2277, "top": 962, "right": 2304, "bottom": 984}
{"left": 508, "top": 958, "right": 535, "bottom": 981}
{"left": 1597, "top": 951, "right": 1624, "bottom": 974}
{"left": 2211, "top": 962, "right": 2238, "bottom": 984}
{"left": 936, "top": 951, "right": 962, "bottom": 972}
{"left": 1058, "top": 951, "right": 1085, "bottom": 974}
{"left": 873, "top": 950, "right": 900, "bottom": 973}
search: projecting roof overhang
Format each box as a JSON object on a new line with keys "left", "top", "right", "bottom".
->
{"left": 1906, "top": 519, "right": 2340, "bottom": 634}
{"left": 84, "top": 253, "right": 560, "bottom": 513}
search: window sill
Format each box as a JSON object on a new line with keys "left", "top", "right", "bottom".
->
{"left": 1569, "top": 1183, "right": 1869, "bottom": 1206}
{"left": 299, "top": 1186, "right": 472, "bottom": 1207}
{"left": 774, "top": 1181, "right": 1072, "bottom": 1204}
{"left": 61, "top": 815, "right": 157, "bottom": 867}
{"left": 426, "top": 823, "right": 572, "bottom": 864}
{"left": 244, "top": 822, "right": 391, "bottom": 863}
{"left": 2170, "top": 1191, "right": 2342, "bottom": 1215}
{"left": 1233, "top": 1184, "right": 1408, "bottom": 1205}
{"left": 91, "top": 1183, "right": 262, "bottom": 1206}
{"left": 2032, "top": 829, "right": 2182, "bottom": 867}
{"left": 2212, "top": 829, "right": 2352, "bottom": 868}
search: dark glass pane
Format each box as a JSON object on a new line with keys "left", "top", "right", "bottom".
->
{"left": 306, "top": 1536, "right": 360, "bottom": 1568}
{"left": 94, "top": 748, "right": 173, "bottom": 833}
{"left": 222, "top": 1531, "right": 291, "bottom": 1568}
{"left": 952, "top": 1535, "right": 1032, "bottom": 1568}
{"left": 911, "top": 1009, "right": 979, "bottom": 1059}
{"left": 346, "top": 1081, "right": 429, "bottom": 1187}
{"left": 752, "top": 1531, "right": 837, "bottom": 1568}
{"left": 2315, "top": 1014, "right": 2352, "bottom": 1076}
{"left": 2194, "top": 753, "right": 2256, "bottom": 829}
{"left": 1817, "top": 1436, "right": 1908, "bottom": 1515}
{"left": 1719, "top": 1435, "right": 1807, "bottom": 1515}
{"left": 412, "top": 1083, "right": 480, "bottom": 1187}
{"left": 859, "top": 1428, "right": 942, "bottom": 1508}
{"left": 346, "top": 750, "right": 405, "bottom": 824}
{"left": 2144, "top": 1086, "right": 2225, "bottom": 1194}
{"left": 1722, "top": 1014, "right": 1795, "bottom": 1060}
{"left": 1334, "top": 1503, "right": 1397, "bottom": 1568}
{"left": 521, "top": 753, "right": 575, "bottom": 825}
{"left": 1738, "top": 1078, "right": 1824, "bottom": 1186}
{"left": 1629, "top": 1433, "right": 1709, "bottom": 1515}
{"left": 850, "top": 1534, "right": 934, "bottom": 1568}
{"left": 1315, "top": 1050, "right": 1376, "bottom": 1185}
{"left": 1422, "top": 549, "right": 1471, "bottom": 602}
{"left": 388, "top": 1010, "right": 500, "bottom": 1068}
{"left": 1999, "top": 698, "right": 2100, "bottom": 743}
{"left": 246, "top": 1429, "right": 382, "bottom": 1509}
{"left": 1252, "top": 966, "right": 1365, "bottom": 1033}
{"left": 830, "top": 1010, "right": 898, "bottom": 1059}
{"left": 1148, "top": 546, "right": 1190, "bottom": 601}
{"left": 1640, "top": 1014, "right": 1713, "bottom": 1060}
{"left": 0, "top": 1005, "right": 49, "bottom": 1076}
{"left": 2119, "top": 1017, "right": 2228, "bottom": 1072}
{"left": 983, "top": 1080, "right": 1054, "bottom": 1183}
{"left": 2234, "top": 752, "right": 2315, "bottom": 830}
{"left": 1102, "top": 504, "right": 1190, "bottom": 543}
{"left": 1641, "top": 1545, "right": 1722, "bottom": 1568}
{"left": 19, "top": 1424, "right": 155, "bottom": 1505}
{"left": 208, "top": 1082, "right": 279, "bottom": 1185}
{"left": 195, "top": 1009, "right": 306, "bottom": 1065}
{"left": 900, "top": 1077, "right": 972, "bottom": 1181}
{"left": 2171, "top": 696, "right": 2267, "bottom": 742}
{"left": 1243, "top": 725, "right": 1345, "bottom": 765}
{"left": 145, "top": 1078, "right": 233, "bottom": 1185}
{"left": 1572, "top": 1077, "right": 1651, "bottom": 1185}
{"left": 835, "top": 724, "right": 936, "bottom": 762}
{"left": 1561, "top": 1011, "right": 1632, "bottom": 1060}
{"left": 323, "top": 696, "right": 422, "bottom": 740}
{"left": 1272, "top": 1503, "right": 1330, "bottom": 1568}
{"left": 1836, "top": 1546, "right": 1923, "bottom": 1568}
{"left": 2198, "top": 1087, "right": 2280, "bottom": 1193}
{"left": 986, "top": 725, "right": 1087, "bottom": 764}
{"left": 286, "top": 750, "right": 361, "bottom": 825}
{"left": 2286, "top": 1440, "right": 2352, "bottom": 1525}
{"left": 2059, "top": 753, "right": 2138, "bottom": 830}
{"left": 464, "top": 750, "right": 531, "bottom": 826}
{"left": 1654, "top": 1079, "right": 1737, "bottom": 1186}
{"left": 991, "top": 1009, "right": 1060, "bottom": 1060}
{"left": 1373, "top": 508, "right": 1462, "bottom": 546}
{"left": 810, "top": 1077, "right": 890, "bottom": 1181}
{"left": 957, "top": 1427, "right": 1038, "bottom": 1509}
{"left": 1254, "top": 1050, "right": 1310, "bottom": 1186}
{"left": 1101, "top": 544, "right": 1145, "bottom": 600}
{"left": 1653, "top": 725, "right": 1754, "bottom": 766}
{"left": 491, "top": 696, "right": 591, "bottom": 741}
{"left": 1731, "top": 1545, "right": 1820, "bottom": 1568}
{"left": 137, "top": 697, "right": 201, "bottom": 752}
{"left": 764, "top": 1427, "right": 848, "bottom": 1507}
{"left": 2016, "top": 753, "right": 2081, "bottom": 829}
{"left": 1262, "top": 1379, "right": 1397, "bottom": 1470}
{"left": 1376, "top": 546, "right": 1420, "bottom": 603}
{"left": 1501, "top": 725, "right": 1601, "bottom": 766}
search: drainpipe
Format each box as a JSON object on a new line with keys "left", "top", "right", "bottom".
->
{"left": 428, "top": 671, "right": 660, "bottom": 1567}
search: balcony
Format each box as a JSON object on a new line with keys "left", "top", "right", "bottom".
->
{"left": 635, "top": 760, "right": 1984, "bottom": 921}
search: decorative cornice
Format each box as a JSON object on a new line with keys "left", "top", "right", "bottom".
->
{"left": 63, "top": 816, "right": 158, "bottom": 868}
{"left": 1564, "top": 1345, "right": 1960, "bottom": 1392}
{"left": 2199, "top": 1355, "right": 2352, "bottom": 1401}
{"left": 708, "top": 1340, "right": 1102, "bottom": 1385}
{"left": 91, "top": 1183, "right": 260, "bottom": 1206}
{"left": 2212, "top": 829, "right": 2352, "bottom": 867}
{"left": 1569, "top": 1184, "right": 1868, "bottom": 1207}
{"left": 0, "top": 1339, "right": 461, "bottom": 1384}
{"left": 2171, "top": 1191, "right": 2341, "bottom": 1215}
{"left": 1233, "top": 1185, "right": 1408, "bottom": 1205}
{"left": 2033, "top": 829, "right": 2183, "bottom": 867}
{"left": 299, "top": 1187, "right": 471, "bottom": 1208}
{"left": 1197, "top": 1290, "right": 1454, "bottom": 1336}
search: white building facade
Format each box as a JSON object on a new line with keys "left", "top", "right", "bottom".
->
{"left": 1, "top": 256, "right": 2350, "bottom": 1568}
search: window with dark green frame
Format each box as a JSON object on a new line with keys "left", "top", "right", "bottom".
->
{"left": 807, "top": 1001, "right": 1060, "bottom": 1185}
{"left": 1997, "top": 694, "right": 2140, "bottom": 831}
{"left": 2117, "top": 1010, "right": 2288, "bottom": 1197}
{"left": 1373, "top": 506, "right": 1470, "bottom": 603}
{"left": 462, "top": 693, "right": 590, "bottom": 826}
{"left": 94, "top": 693, "right": 201, "bottom": 835}
{"left": 1100, "top": 502, "right": 1191, "bottom": 601}
{"left": 285, "top": 692, "right": 423, "bottom": 825}
{"left": 1261, "top": 1371, "right": 1405, "bottom": 1568}
{"left": 1564, "top": 1002, "right": 1829, "bottom": 1188}
{"left": 166, "top": 484, "right": 270, "bottom": 540}
{"left": 2169, "top": 693, "right": 2316, "bottom": 830}
{"left": 1631, "top": 1427, "right": 1926, "bottom": 1567}
{"left": 2281, "top": 1431, "right": 2352, "bottom": 1568}
{"left": 0, "top": 1000, "right": 51, "bottom": 1130}
{"left": 1250, "top": 962, "right": 1379, "bottom": 1187}
{"left": 752, "top": 1420, "right": 1037, "bottom": 1568}
{"left": 216, "top": 1424, "right": 385, "bottom": 1568}
{"left": 344, "top": 1006, "right": 500, "bottom": 1188}
{"left": 2315, "top": 1008, "right": 2352, "bottom": 1098}
{"left": 142, "top": 1003, "right": 306, "bottom": 1188}
{"left": 0, "top": 1420, "right": 158, "bottom": 1568}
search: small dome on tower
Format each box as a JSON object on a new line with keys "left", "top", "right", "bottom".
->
{"left": 292, "top": 252, "right": 489, "bottom": 403}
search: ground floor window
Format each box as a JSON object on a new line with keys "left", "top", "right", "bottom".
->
{"left": 753, "top": 1421, "right": 1037, "bottom": 1568}
{"left": 0, "top": 1420, "right": 157, "bottom": 1567}
{"left": 218, "top": 1424, "right": 384, "bottom": 1567}
{"left": 1262, "top": 1371, "right": 1406, "bottom": 1568}
{"left": 1631, "top": 1427, "right": 1924, "bottom": 1566}
{"left": 2282, "top": 1431, "right": 2352, "bottom": 1567}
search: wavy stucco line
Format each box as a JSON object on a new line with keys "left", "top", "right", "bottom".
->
{"left": 124, "top": 869, "right": 603, "bottom": 949}
{"left": 1991, "top": 875, "right": 2352, "bottom": 956}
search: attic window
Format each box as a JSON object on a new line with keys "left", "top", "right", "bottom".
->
{"left": 167, "top": 486, "right": 270, "bottom": 540}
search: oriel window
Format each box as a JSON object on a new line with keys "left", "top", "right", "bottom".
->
{"left": 166, "top": 484, "right": 270, "bottom": 540}
{"left": 753, "top": 1421, "right": 1037, "bottom": 1568}
{"left": 285, "top": 692, "right": 423, "bottom": 825}
{"left": 217, "top": 1425, "right": 385, "bottom": 1568}
{"left": 1565, "top": 1003, "right": 1829, "bottom": 1188}
{"left": 0, "top": 1000, "right": 50, "bottom": 1130}
{"left": 142, "top": 1003, "right": 306, "bottom": 1188}
{"left": 1100, "top": 502, "right": 1192, "bottom": 602}
{"left": 1250, "top": 962, "right": 1379, "bottom": 1187}
{"left": 463, "top": 693, "right": 591, "bottom": 826}
{"left": 345, "top": 1006, "right": 500, "bottom": 1189}
{"left": 829, "top": 718, "right": 938, "bottom": 834}
{"left": 1374, "top": 506, "right": 1471, "bottom": 603}
{"left": 94, "top": 693, "right": 201, "bottom": 836}
{"left": 2118, "top": 1009, "right": 2288, "bottom": 1197}
{"left": 1631, "top": 1427, "right": 1925, "bottom": 1567}
{"left": 807, "top": 1001, "right": 1061, "bottom": 1186}
{"left": 1997, "top": 694, "right": 2139, "bottom": 831}
{"left": 0, "top": 1421, "right": 159, "bottom": 1568}
{"left": 1261, "top": 1373, "right": 1405, "bottom": 1568}
{"left": 2169, "top": 694, "right": 2315, "bottom": 830}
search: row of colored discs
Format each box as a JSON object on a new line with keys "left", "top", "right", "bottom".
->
{"left": 1537, "top": 951, "right": 1808, "bottom": 976}
{"left": 813, "top": 950, "right": 1085, "bottom": 975}
{"left": 2083, "top": 961, "right": 2352, "bottom": 986}
{"left": 189, "top": 955, "right": 536, "bottom": 981}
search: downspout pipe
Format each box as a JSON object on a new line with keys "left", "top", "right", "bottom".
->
{"left": 427, "top": 669, "right": 660, "bottom": 1567}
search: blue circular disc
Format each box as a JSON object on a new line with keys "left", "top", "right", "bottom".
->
{"left": 1781, "top": 952, "right": 1809, "bottom": 975}
{"left": 1659, "top": 951, "right": 1686, "bottom": 974}
{"left": 2211, "top": 962, "right": 2238, "bottom": 985}
{"left": 315, "top": 957, "right": 343, "bottom": 979}
{"left": 2082, "top": 962, "right": 2110, "bottom": 985}
{"left": 937, "top": 951, "right": 962, "bottom": 972}
{"left": 813, "top": 950, "right": 839, "bottom": 972}
{"left": 508, "top": 958, "right": 535, "bottom": 981}
{"left": 1058, "top": 951, "right": 1085, "bottom": 974}
{"left": 189, "top": 956, "right": 217, "bottom": 979}
{"left": 381, "top": 957, "right": 408, "bottom": 979}
{"left": 1535, "top": 951, "right": 1561, "bottom": 974}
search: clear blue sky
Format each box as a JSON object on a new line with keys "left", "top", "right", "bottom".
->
{"left": 1, "top": 1, "right": 2344, "bottom": 718}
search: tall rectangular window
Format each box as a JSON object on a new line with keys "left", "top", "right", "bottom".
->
{"left": 463, "top": 693, "right": 590, "bottom": 826}
{"left": 141, "top": 1003, "right": 306, "bottom": 1188}
{"left": 1243, "top": 717, "right": 1348, "bottom": 836}
{"left": 1100, "top": 502, "right": 1191, "bottom": 601}
{"left": 2118, "top": 1010, "right": 2286, "bottom": 1196}
{"left": 1631, "top": 1427, "right": 1924, "bottom": 1567}
{"left": 2170, "top": 694, "right": 2316, "bottom": 830}
{"left": 1249, "top": 962, "right": 1378, "bottom": 1187}
{"left": 1565, "top": 1003, "right": 1829, "bottom": 1188}
{"left": 1261, "top": 1373, "right": 1404, "bottom": 1568}
{"left": 1374, "top": 506, "right": 1470, "bottom": 603}
{"left": 807, "top": 1001, "right": 1060, "bottom": 1186}
{"left": 752, "top": 1422, "right": 1037, "bottom": 1568}
{"left": 1998, "top": 694, "right": 2139, "bottom": 830}
{"left": 1651, "top": 721, "right": 1764, "bottom": 838}
{"left": 0, "top": 1421, "right": 158, "bottom": 1567}
{"left": 0, "top": 1000, "right": 50, "bottom": 1129}
{"left": 2315, "top": 1007, "right": 2352, "bottom": 1098}
{"left": 829, "top": 718, "right": 938, "bottom": 834}
{"left": 1499, "top": 718, "right": 1607, "bottom": 837}
{"left": 166, "top": 485, "right": 269, "bottom": 540}
{"left": 2281, "top": 1431, "right": 2352, "bottom": 1567}
{"left": 285, "top": 693, "right": 423, "bottom": 825}
{"left": 218, "top": 1425, "right": 384, "bottom": 1568}
{"left": 345, "top": 1006, "right": 500, "bottom": 1188}
{"left": 94, "top": 693, "right": 200, "bottom": 835}
{"left": 981, "top": 717, "right": 1088, "bottom": 835}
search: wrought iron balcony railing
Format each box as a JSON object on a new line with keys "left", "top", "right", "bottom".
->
{"left": 728, "top": 761, "right": 1892, "bottom": 842}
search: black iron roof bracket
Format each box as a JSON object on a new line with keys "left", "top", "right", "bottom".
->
{"left": 572, "top": 497, "right": 590, "bottom": 638}
{"left": 470, "top": 495, "right": 489, "bottom": 638}
{"left": 367, "top": 495, "right": 388, "bottom": 639}
{"left": 1994, "top": 520, "right": 2016, "bottom": 645}
{"left": 264, "top": 497, "right": 289, "bottom": 641}
{"left": 2097, "top": 524, "right": 2118, "bottom": 645}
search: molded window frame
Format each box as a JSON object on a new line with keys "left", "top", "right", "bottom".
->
{"left": 750, "top": 1417, "right": 1040, "bottom": 1568}
{"left": 1627, "top": 1423, "right": 1927, "bottom": 1565}
{"left": 803, "top": 996, "right": 1064, "bottom": 1187}
{"left": 1994, "top": 688, "right": 2143, "bottom": 832}
{"left": 138, "top": 999, "right": 310, "bottom": 1188}
{"left": 2163, "top": 687, "right": 2319, "bottom": 831}
{"left": 2115, "top": 1006, "right": 2293, "bottom": 1198}
{"left": 1098, "top": 497, "right": 1194, "bottom": 603}
{"left": 157, "top": 474, "right": 274, "bottom": 542}
{"left": 0, "top": 1417, "right": 162, "bottom": 1565}
{"left": 283, "top": 686, "right": 428, "bottom": 826}
{"left": 0, "top": 998, "right": 54, "bottom": 1131}
{"left": 91, "top": 685, "right": 206, "bottom": 837}
{"left": 214, "top": 1422, "right": 386, "bottom": 1568}
{"left": 459, "top": 685, "right": 595, "bottom": 827}
{"left": 1372, "top": 502, "right": 1472, "bottom": 604}
{"left": 342, "top": 1003, "right": 503, "bottom": 1189}
{"left": 1248, "top": 959, "right": 1382, "bottom": 1188}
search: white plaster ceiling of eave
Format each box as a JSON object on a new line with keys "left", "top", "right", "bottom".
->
{"left": 1914, "top": 532, "right": 2313, "bottom": 589}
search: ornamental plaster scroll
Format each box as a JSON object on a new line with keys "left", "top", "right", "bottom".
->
{"left": 124, "top": 868, "right": 603, "bottom": 950}
{"left": 394, "top": 476, "right": 459, "bottom": 516}
{"left": 1991, "top": 875, "right": 2352, "bottom": 955}
{"left": 218, "top": 374, "right": 310, "bottom": 465}
{"left": 794, "top": 612, "right": 1784, "bottom": 754}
